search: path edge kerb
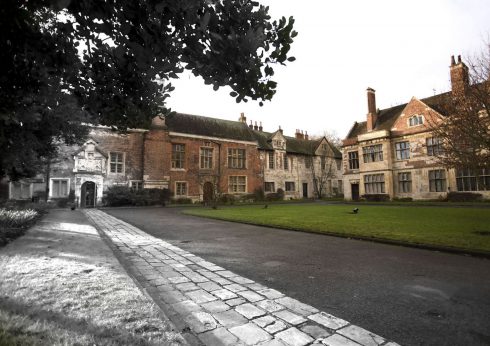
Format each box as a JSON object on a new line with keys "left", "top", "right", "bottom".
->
{"left": 182, "top": 211, "right": 490, "bottom": 259}
{"left": 83, "top": 209, "right": 199, "bottom": 346}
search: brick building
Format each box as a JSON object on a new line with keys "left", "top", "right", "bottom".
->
{"left": 342, "top": 56, "right": 490, "bottom": 200}
{"left": 2, "top": 112, "right": 341, "bottom": 205}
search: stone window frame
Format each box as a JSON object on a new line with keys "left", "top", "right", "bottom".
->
{"left": 227, "top": 148, "right": 246, "bottom": 169}
{"left": 171, "top": 144, "right": 186, "bottom": 169}
{"left": 9, "top": 181, "right": 32, "bottom": 200}
{"left": 426, "top": 137, "right": 443, "bottom": 156}
{"left": 285, "top": 181, "right": 295, "bottom": 192}
{"left": 130, "top": 180, "right": 143, "bottom": 191}
{"left": 50, "top": 178, "right": 70, "bottom": 198}
{"left": 268, "top": 152, "right": 274, "bottom": 169}
{"left": 283, "top": 154, "right": 289, "bottom": 170}
{"left": 175, "top": 181, "right": 188, "bottom": 197}
{"left": 429, "top": 169, "right": 446, "bottom": 192}
{"left": 200, "top": 146, "right": 214, "bottom": 169}
{"left": 398, "top": 172, "right": 412, "bottom": 193}
{"left": 348, "top": 151, "right": 359, "bottom": 170}
{"left": 364, "top": 174, "right": 385, "bottom": 194}
{"left": 456, "top": 168, "right": 490, "bottom": 191}
{"left": 362, "top": 144, "right": 383, "bottom": 163}
{"left": 395, "top": 141, "right": 410, "bottom": 160}
{"left": 228, "top": 175, "right": 247, "bottom": 193}
{"left": 109, "top": 152, "right": 125, "bottom": 174}
{"left": 408, "top": 114, "right": 424, "bottom": 127}
{"left": 264, "top": 182, "right": 275, "bottom": 193}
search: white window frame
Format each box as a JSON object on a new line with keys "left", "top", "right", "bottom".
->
{"left": 109, "top": 151, "right": 125, "bottom": 174}
{"left": 130, "top": 180, "right": 143, "bottom": 190}
{"left": 408, "top": 115, "right": 424, "bottom": 127}
{"left": 228, "top": 176, "right": 247, "bottom": 193}
{"left": 175, "top": 181, "right": 188, "bottom": 197}
{"left": 50, "top": 178, "right": 70, "bottom": 198}
{"left": 200, "top": 147, "right": 214, "bottom": 169}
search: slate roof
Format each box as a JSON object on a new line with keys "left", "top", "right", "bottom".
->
{"left": 166, "top": 113, "right": 257, "bottom": 142}
{"left": 165, "top": 113, "right": 341, "bottom": 158}
{"left": 344, "top": 91, "right": 450, "bottom": 140}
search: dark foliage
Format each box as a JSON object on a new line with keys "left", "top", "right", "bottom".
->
{"left": 103, "top": 186, "right": 170, "bottom": 206}
{"left": 361, "top": 194, "right": 390, "bottom": 202}
{"left": 1, "top": 0, "right": 296, "bottom": 179}
{"left": 446, "top": 192, "right": 483, "bottom": 202}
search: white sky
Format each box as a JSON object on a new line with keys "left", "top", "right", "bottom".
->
{"left": 167, "top": 0, "right": 490, "bottom": 139}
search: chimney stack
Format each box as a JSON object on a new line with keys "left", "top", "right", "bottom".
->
{"left": 254, "top": 121, "right": 258, "bottom": 131}
{"left": 305, "top": 131, "right": 309, "bottom": 141}
{"left": 366, "top": 87, "right": 377, "bottom": 132}
{"left": 279, "top": 126, "right": 283, "bottom": 134}
{"left": 259, "top": 122, "right": 263, "bottom": 132}
{"left": 450, "top": 54, "right": 469, "bottom": 96}
{"left": 249, "top": 120, "right": 253, "bottom": 129}
{"left": 239, "top": 112, "right": 246, "bottom": 123}
{"left": 295, "top": 129, "right": 304, "bottom": 140}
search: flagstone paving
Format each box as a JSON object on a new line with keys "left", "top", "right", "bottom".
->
{"left": 85, "top": 209, "right": 400, "bottom": 346}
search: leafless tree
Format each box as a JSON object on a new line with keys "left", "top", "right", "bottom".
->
{"left": 428, "top": 46, "right": 490, "bottom": 175}
{"left": 306, "top": 155, "right": 336, "bottom": 199}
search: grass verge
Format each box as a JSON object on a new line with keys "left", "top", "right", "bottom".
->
{"left": 184, "top": 204, "right": 490, "bottom": 254}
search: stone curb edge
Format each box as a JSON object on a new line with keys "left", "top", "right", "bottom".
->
{"left": 83, "top": 210, "right": 201, "bottom": 346}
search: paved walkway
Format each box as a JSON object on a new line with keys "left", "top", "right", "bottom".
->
{"left": 85, "top": 209, "right": 400, "bottom": 346}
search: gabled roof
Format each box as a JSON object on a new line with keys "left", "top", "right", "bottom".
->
{"left": 344, "top": 91, "right": 450, "bottom": 141}
{"left": 164, "top": 113, "right": 341, "bottom": 157}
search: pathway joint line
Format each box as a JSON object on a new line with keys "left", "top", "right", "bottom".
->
{"left": 85, "top": 209, "right": 400, "bottom": 346}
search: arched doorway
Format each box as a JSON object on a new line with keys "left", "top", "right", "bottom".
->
{"left": 81, "top": 181, "right": 97, "bottom": 208}
{"left": 203, "top": 182, "right": 214, "bottom": 204}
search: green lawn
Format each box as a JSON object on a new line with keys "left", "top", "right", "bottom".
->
{"left": 184, "top": 204, "right": 490, "bottom": 254}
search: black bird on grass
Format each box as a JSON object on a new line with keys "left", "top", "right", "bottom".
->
{"left": 352, "top": 208, "right": 359, "bottom": 214}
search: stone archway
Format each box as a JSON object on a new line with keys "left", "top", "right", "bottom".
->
{"left": 203, "top": 182, "right": 214, "bottom": 204}
{"left": 81, "top": 181, "right": 97, "bottom": 208}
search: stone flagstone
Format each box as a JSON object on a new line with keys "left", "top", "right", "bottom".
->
{"left": 84, "top": 209, "right": 401, "bottom": 346}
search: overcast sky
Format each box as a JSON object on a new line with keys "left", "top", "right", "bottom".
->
{"left": 167, "top": 0, "right": 490, "bottom": 139}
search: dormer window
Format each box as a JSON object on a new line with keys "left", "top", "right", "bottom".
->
{"left": 87, "top": 152, "right": 94, "bottom": 159}
{"left": 408, "top": 115, "right": 424, "bottom": 127}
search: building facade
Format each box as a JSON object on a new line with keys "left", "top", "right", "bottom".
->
{"left": 2, "top": 113, "right": 342, "bottom": 205}
{"left": 342, "top": 56, "right": 490, "bottom": 200}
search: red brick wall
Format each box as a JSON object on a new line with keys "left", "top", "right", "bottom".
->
{"left": 164, "top": 133, "right": 263, "bottom": 198}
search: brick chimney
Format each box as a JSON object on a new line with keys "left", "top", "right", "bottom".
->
{"left": 305, "top": 131, "right": 309, "bottom": 140}
{"left": 239, "top": 112, "right": 246, "bottom": 123}
{"left": 254, "top": 121, "right": 259, "bottom": 131}
{"left": 450, "top": 55, "right": 469, "bottom": 96}
{"left": 259, "top": 122, "right": 263, "bottom": 132}
{"left": 249, "top": 120, "right": 253, "bottom": 129}
{"left": 279, "top": 126, "right": 283, "bottom": 134}
{"left": 295, "top": 129, "right": 305, "bottom": 140}
{"left": 366, "top": 87, "right": 377, "bottom": 132}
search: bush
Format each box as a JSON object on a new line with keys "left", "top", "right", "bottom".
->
{"left": 253, "top": 187, "right": 265, "bottom": 202}
{"left": 171, "top": 197, "right": 193, "bottom": 204}
{"left": 103, "top": 186, "right": 170, "bottom": 206}
{"left": 0, "top": 208, "right": 40, "bottom": 246}
{"left": 446, "top": 192, "right": 483, "bottom": 202}
{"left": 393, "top": 197, "right": 413, "bottom": 202}
{"left": 361, "top": 194, "right": 390, "bottom": 202}
{"left": 239, "top": 194, "right": 256, "bottom": 203}
{"left": 265, "top": 192, "right": 281, "bottom": 201}
{"left": 276, "top": 188, "right": 285, "bottom": 200}
{"left": 219, "top": 194, "right": 236, "bottom": 204}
